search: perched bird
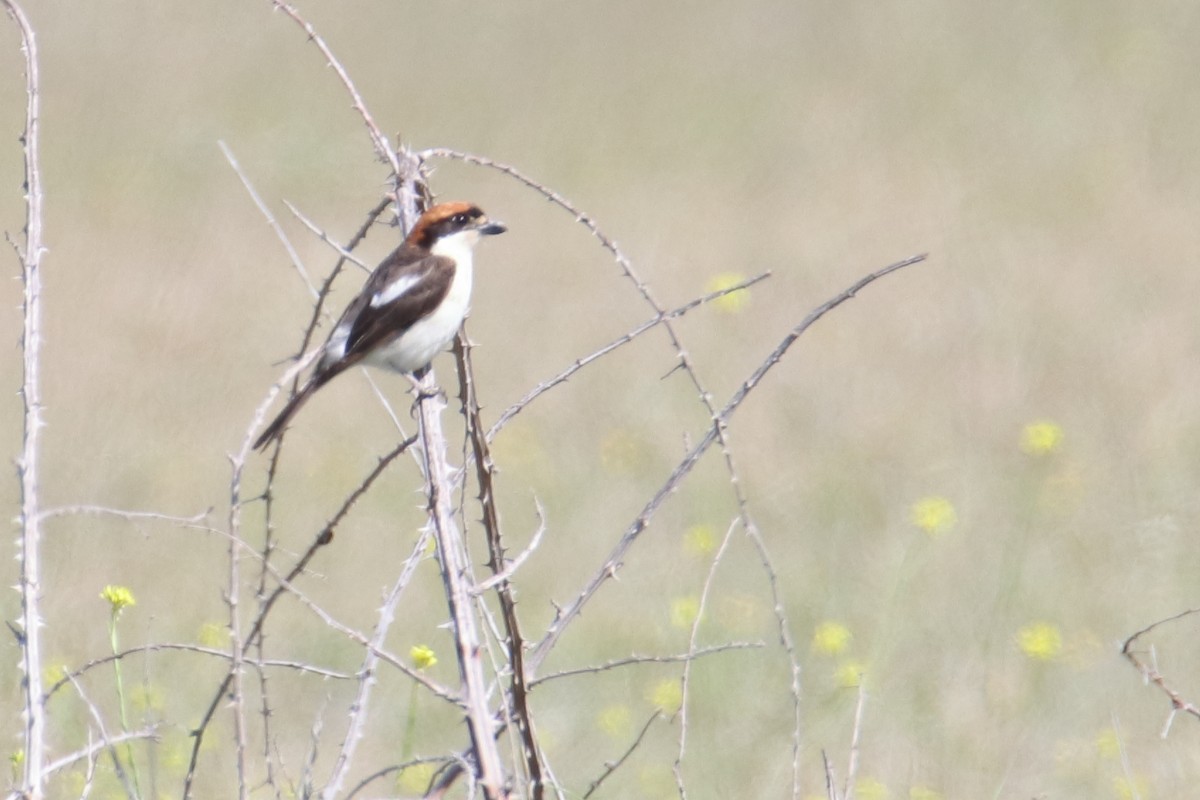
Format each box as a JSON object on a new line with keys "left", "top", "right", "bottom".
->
{"left": 254, "top": 201, "right": 506, "bottom": 450}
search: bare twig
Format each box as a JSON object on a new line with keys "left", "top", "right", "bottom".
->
{"left": 843, "top": 682, "right": 867, "bottom": 800}
{"left": 674, "top": 519, "right": 740, "bottom": 798}
{"left": 282, "top": 200, "right": 372, "bottom": 272}
{"left": 472, "top": 505, "right": 547, "bottom": 595}
{"left": 423, "top": 147, "right": 810, "bottom": 795}
{"left": 66, "top": 675, "right": 139, "bottom": 800}
{"left": 267, "top": 1, "right": 397, "bottom": 177}
{"left": 43, "top": 729, "right": 159, "bottom": 779}
{"left": 36, "top": 505, "right": 211, "bottom": 527}
{"left": 225, "top": 460, "right": 251, "bottom": 800}
{"left": 486, "top": 272, "right": 771, "bottom": 440}
{"left": 343, "top": 755, "right": 464, "bottom": 800}
{"left": 1121, "top": 608, "right": 1200, "bottom": 724}
{"left": 3, "top": 3, "right": 47, "bottom": 795}
{"left": 822, "top": 750, "right": 839, "bottom": 800}
{"left": 582, "top": 712, "right": 661, "bottom": 799}
{"left": 321, "top": 524, "right": 447, "bottom": 798}
{"left": 45, "top": 642, "right": 353, "bottom": 700}
{"left": 183, "top": 433, "right": 418, "bottom": 796}
{"left": 220, "top": 140, "right": 319, "bottom": 297}
{"left": 456, "top": 333, "right": 544, "bottom": 798}
{"left": 415, "top": 369, "right": 507, "bottom": 798}
{"left": 528, "top": 254, "right": 927, "bottom": 671}
{"left": 528, "top": 642, "right": 763, "bottom": 688}
{"left": 265, "top": 1, "right": 431, "bottom": 235}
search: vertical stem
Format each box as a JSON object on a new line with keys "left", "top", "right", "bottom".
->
{"left": 415, "top": 378, "right": 506, "bottom": 799}
{"left": 108, "top": 611, "right": 143, "bottom": 799}
{"left": 226, "top": 456, "right": 250, "bottom": 800}
{"left": 4, "top": 2, "right": 46, "bottom": 796}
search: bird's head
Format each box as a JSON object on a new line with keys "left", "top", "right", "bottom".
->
{"left": 407, "top": 202, "right": 507, "bottom": 253}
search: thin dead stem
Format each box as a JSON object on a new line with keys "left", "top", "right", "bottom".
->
{"left": 528, "top": 254, "right": 927, "bottom": 672}
{"left": 424, "top": 146, "right": 811, "bottom": 796}
{"left": 415, "top": 369, "right": 507, "bottom": 798}
{"left": 528, "top": 642, "right": 763, "bottom": 688}
{"left": 1122, "top": 608, "right": 1200, "bottom": 725}
{"left": 3, "top": 2, "right": 47, "bottom": 795}
{"left": 456, "top": 333, "right": 544, "bottom": 798}
{"left": 486, "top": 272, "right": 771, "bottom": 440}
{"left": 583, "top": 712, "right": 661, "bottom": 800}
{"left": 674, "top": 519, "right": 740, "bottom": 798}
{"left": 219, "top": 140, "right": 319, "bottom": 298}
{"left": 843, "top": 682, "right": 867, "bottom": 800}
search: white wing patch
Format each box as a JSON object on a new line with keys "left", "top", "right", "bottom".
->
{"left": 370, "top": 272, "right": 423, "bottom": 308}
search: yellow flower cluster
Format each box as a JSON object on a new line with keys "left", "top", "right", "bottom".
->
{"left": 910, "top": 496, "right": 957, "bottom": 537}
{"left": 1020, "top": 420, "right": 1064, "bottom": 455}
{"left": 100, "top": 585, "right": 136, "bottom": 612}
{"left": 1016, "top": 621, "right": 1062, "bottom": 661}
{"left": 811, "top": 621, "right": 852, "bottom": 656}
{"left": 648, "top": 680, "right": 683, "bottom": 714}
{"left": 670, "top": 596, "right": 701, "bottom": 629}
{"left": 410, "top": 644, "right": 438, "bottom": 670}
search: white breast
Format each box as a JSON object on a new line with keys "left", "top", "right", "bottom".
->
{"left": 364, "top": 238, "right": 476, "bottom": 374}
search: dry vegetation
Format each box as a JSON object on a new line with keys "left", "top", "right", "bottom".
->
{"left": 3, "top": 2, "right": 1200, "bottom": 799}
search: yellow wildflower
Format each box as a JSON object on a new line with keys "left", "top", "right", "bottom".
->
{"left": 811, "top": 621, "right": 852, "bottom": 656}
{"left": 648, "top": 679, "right": 683, "bottom": 714}
{"left": 684, "top": 524, "right": 717, "bottom": 556}
{"left": 410, "top": 644, "right": 438, "bottom": 670}
{"left": 670, "top": 596, "right": 701, "bottom": 629}
{"left": 1020, "top": 420, "right": 1064, "bottom": 455}
{"left": 100, "top": 585, "right": 136, "bottom": 613}
{"left": 856, "top": 777, "right": 889, "bottom": 800}
{"left": 834, "top": 660, "right": 866, "bottom": 689}
{"left": 1016, "top": 621, "right": 1062, "bottom": 661}
{"left": 910, "top": 496, "right": 957, "bottom": 536}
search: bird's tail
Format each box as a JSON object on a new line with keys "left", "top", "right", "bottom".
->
{"left": 254, "top": 379, "right": 320, "bottom": 451}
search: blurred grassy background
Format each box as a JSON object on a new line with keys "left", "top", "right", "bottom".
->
{"left": 3, "top": 1, "right": 1200, "bottom": 797}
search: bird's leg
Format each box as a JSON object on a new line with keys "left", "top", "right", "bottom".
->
{"left": 406, "top": 365, "right": 444, "bottom": 403}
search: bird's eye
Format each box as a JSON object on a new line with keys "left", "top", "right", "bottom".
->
{"left": 451, "top": 213, "right": 469, "bottom": 225}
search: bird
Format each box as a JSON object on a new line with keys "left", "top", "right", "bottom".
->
{"left": 254, "top": 201, "right": 506, "bottom": 450}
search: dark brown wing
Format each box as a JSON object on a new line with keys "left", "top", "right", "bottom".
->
{"left": 342, "top": 247, "right": 456, "bottom": 360}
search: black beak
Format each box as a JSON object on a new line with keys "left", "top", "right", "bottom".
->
{"left": 479, "top": 220, "right": 507, "bottom": 236}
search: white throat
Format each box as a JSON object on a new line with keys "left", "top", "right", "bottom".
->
{"left": 431, "top": 228, "right": 482, "bottom": 266}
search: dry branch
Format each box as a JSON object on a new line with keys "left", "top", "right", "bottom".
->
{"left": 3, "top": 2, "right": 47, "bottom": 796}
{"left": 528, "top": 253, "right": 927, "bottom": 671}
{"left": 1122, "top": 608, "right": 1200, "bottom": 726}
{"left": 456, "top": 334, "right": 545, "bottom": 797}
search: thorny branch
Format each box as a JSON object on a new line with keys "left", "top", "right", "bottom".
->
{"left": 423, "top": 146, "right": 809, "bottom": 796}
{"left": 528, "top": 253, "right": 927, "bottom": 670}
{"left": 456, "top": 334, "right": 545, "bottom": 798}
{"left": 0, "top": 0, "right": 936, "bottom": 797}
{"left": 3, "top": 2, "right": 47, "bottom": 796}
{"left": 1122, "top": 608, "right": 1200, "bottom": 731}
